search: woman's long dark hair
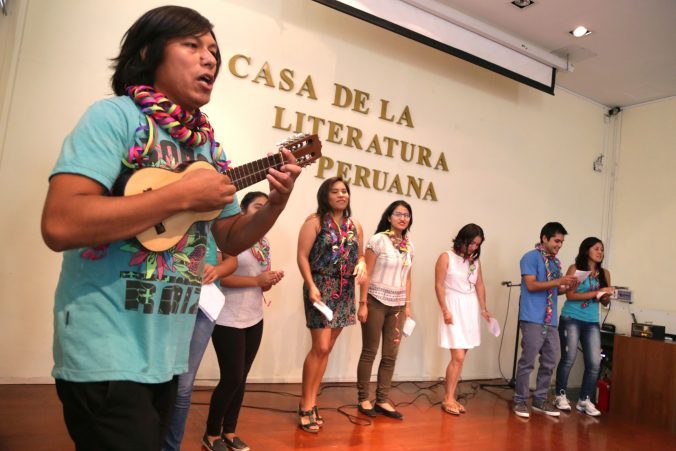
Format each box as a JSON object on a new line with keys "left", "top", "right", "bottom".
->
{"left": 452, "top": 223, "right": 485, "bottom": 261}
{"left": 316, "top": 177, "right": 351, "bottom": 219}
{"left": 574, "top": 237, "right": 609, "bottom": 287}
{"left": 111, "top": 6, "right": 222, "bottom": 96}
{"left": 375, "top": 200, "right": 413, "bottom": 236}
{"left": 240, "top": 191, "right": 268, "bottom": 211}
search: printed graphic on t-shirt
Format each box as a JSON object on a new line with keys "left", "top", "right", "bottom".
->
{"left": 81, "top": 138, "right": 214, "bottom": 316}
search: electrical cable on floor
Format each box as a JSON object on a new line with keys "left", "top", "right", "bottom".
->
{"left": 478, "top": 284, "right": 516, "bottom": 393}
{"left": 496, "top": 284, "right": 515, "bottom": 382}
{"left": 192, "top": 379, "right": 487, "bottom": 425}
{"left": 336, "top": 404, "right": 372, "bottom": 426}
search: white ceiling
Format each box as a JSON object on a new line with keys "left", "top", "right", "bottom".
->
{"left": 435, "top": 0, "right": 676, "bottom": 107}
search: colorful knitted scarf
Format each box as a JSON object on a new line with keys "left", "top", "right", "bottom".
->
{"left": 326, "top": 214, "right": 356, "bottom": 300}
{"left": 535, "top": 243, "right": 562, "bottom": 325}
{"left": 251, "top": 238, "right": 271, "bottom": 271}
{"left": 123, "top": 85, "right": 229, "bottom": 172}
{"left": 580, "top": 270, "right": 600, "bottom": 309}
{"left": 251, "top": 237, "right": 272, "bottom": 306}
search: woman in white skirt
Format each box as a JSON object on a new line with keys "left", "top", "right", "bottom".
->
{"left": 435, "top": 223, "right": 490, "bottom": 415}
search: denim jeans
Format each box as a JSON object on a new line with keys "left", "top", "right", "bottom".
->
{"left": 513, "top": 321, "right": 560, "bottom": 404}
{"left": 162, "top": 309, "right": 215, "bottom": 451}
{"left": 555, "top": 315, "right": 601, "bottom": 400}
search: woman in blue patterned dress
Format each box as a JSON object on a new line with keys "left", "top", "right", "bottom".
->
{"left": 296, "top": 177, "right": 367, "bottom": 433}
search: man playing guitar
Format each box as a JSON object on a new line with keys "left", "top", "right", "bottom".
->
{"left": 41, "top": 6, "right": 301, "bottom": 449}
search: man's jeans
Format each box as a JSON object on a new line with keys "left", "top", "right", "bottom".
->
{"left": 163, "top": 309, "right": 215, "bottom": 451}
{"left": 514, "top": 321, "right": 560, "bottom": 403}
{"left": 555, "top": 315, "right": 601, "bottom": 400}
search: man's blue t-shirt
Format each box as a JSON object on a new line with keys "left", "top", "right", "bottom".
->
{"left": 50, "top": 96, "right": 239, "bottom": 383}
{"left": 519, "top": 248, "right": 559, "bottom": 326}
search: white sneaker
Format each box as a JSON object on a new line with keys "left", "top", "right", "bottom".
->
{"left": 576, "top": 397, "right": 601, "bottom": 416}
{"left": 555, "top": 391, "right": 572, "bottom": 411}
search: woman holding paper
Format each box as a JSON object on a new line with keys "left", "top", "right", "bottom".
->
{"left": 203, "top": 191, "right": 284, "bottom": 451}
{"left": 435, "top": 224, "right": 490, "bottom": 415}
{"left": 356, "top": 200, "right": 414, "bottom": 420}
{"left": 554, "top": 237, "right": 613, "bottom": 417}
{"left": 297, "top": 177, "right": 366, "bottom": 433}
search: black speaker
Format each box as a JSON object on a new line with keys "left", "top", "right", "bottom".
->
{"left": 631, "top": 323, "right": 665, "bottom": 340}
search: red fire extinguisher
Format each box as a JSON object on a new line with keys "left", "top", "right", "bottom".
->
{"left": 596, "top": 379, "right": 610, "bottom": 412}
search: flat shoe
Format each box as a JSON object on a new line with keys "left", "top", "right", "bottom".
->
{"left": 357, "top": 403, "right": 377, "bottom": 417}
{"left": 441, "top": 402, "right": 460, "bottom": 415}
{"left": 374, "top": 403, "right": 403, "bottom": 420}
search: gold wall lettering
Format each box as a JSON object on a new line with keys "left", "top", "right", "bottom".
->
{"left": 316, "top": 156, "right": 438, "bottom": 201}
{"left": 226, "top": 54, "right": 449, "bottom": 201}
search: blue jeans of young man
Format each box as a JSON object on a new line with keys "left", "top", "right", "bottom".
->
{"left": 513, "top": 321, "right": 560, "bottom": 404}
{"left": 162, "top": 308, "right": 215, "bottom": 451}
{"left": 555, "top": 315, "right": 601, "bottom": 400}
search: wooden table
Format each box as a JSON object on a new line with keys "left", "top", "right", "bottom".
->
{"left": 610, "top": 334, "right": 676, "bottom": 432}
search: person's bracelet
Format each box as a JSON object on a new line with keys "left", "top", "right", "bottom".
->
{"left": 359, "top": 300, "right": 367, "bottom": 305}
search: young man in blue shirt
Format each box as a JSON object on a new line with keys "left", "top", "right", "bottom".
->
{"left": 513, "top": 222, "right": 579, "bottom": 418}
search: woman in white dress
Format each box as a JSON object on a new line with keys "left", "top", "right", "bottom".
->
{"left": 435, "top": 223, "right": 490, "bottom": 415}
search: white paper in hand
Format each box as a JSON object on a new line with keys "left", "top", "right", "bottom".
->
{"left": 574, "top": 270, "right": 591, "bottom": 284}
{"left": 402, "top": 317, "right": 416, "bottom": 337}
{"left": 198, "top": 283, "right": 225, "bottom": 322}
{"left": 313, "top": 301, "right": 334, "bottom": 322}
{"left": 487, "top": 317, "right": 501, "bottom": 337}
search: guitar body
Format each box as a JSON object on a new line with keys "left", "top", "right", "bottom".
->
{"left": 124, "top": 133, "right": 322, "bottom": 252}
{"left": 124, "top": 161, "right": 222, "bottom": 252}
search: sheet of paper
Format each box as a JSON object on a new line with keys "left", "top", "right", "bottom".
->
{"left": 313, "top": 301, "right": 334, "bottom": 322}
{"left": 198, "top": 283, "right": 225, "bottom": 322}
{"left": 574, "top": 270, "right": 591, "bottom": 284}
{"left": 487, "top": 317, "right": 501, "bottom": 337}
{"left": 402, "top": 317, "right": 416, "bottom": 337}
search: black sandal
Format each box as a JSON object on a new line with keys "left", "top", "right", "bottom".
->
{"left": 298, "top": 408, "right": 319, "bottom": 433}
{"left": 313, "top": 405, "right": 324, "bottom": 427}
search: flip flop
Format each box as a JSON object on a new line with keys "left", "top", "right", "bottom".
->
{"left": 441, "top": 402, "right": 460, "bottom": 415}
{"left": 455, "top": 401, "right": 466, "bottom": 413}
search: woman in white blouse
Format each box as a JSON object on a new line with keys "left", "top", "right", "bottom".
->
{"left": 435, "top": 223, "right": 490, "bottom": 416}
{"left": 356, "top": 200, "right": 414, "bottom": 420}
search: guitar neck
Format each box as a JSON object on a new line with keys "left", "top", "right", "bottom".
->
{"left": 227, "top": 153, "right": 284, "bottom": 191}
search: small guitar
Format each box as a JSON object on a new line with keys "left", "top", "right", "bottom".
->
{"left": 124, "top": 134, "right": 321, "bottom": 252}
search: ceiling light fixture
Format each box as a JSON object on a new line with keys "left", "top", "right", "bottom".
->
{"left": 511, "top": 0, "right": 534, "bottom": 8}
{"left": 570, "top": 26, "right": 591, "bottom": 37}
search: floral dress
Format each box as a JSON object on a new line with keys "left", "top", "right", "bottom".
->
{"left": 303, "top": 215, "right": 359, "bottom": 328}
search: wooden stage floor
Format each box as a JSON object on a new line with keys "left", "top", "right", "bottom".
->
{"left": 0, "top": 381, "right": 672, "bottom": 450}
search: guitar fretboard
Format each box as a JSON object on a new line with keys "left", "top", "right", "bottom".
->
{"left": 227, "top": 153, "right": 284, "bottom": 190}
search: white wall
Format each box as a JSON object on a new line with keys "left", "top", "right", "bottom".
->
{"left": 2, "top": 0, "right": 654, "bottom": 386}
{"left": 603, "top": 97, "right": 676, "bottom": 334}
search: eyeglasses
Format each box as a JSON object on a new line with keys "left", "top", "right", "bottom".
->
{"left": 392, "top": 212, "right": 411, "bottom": 219}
